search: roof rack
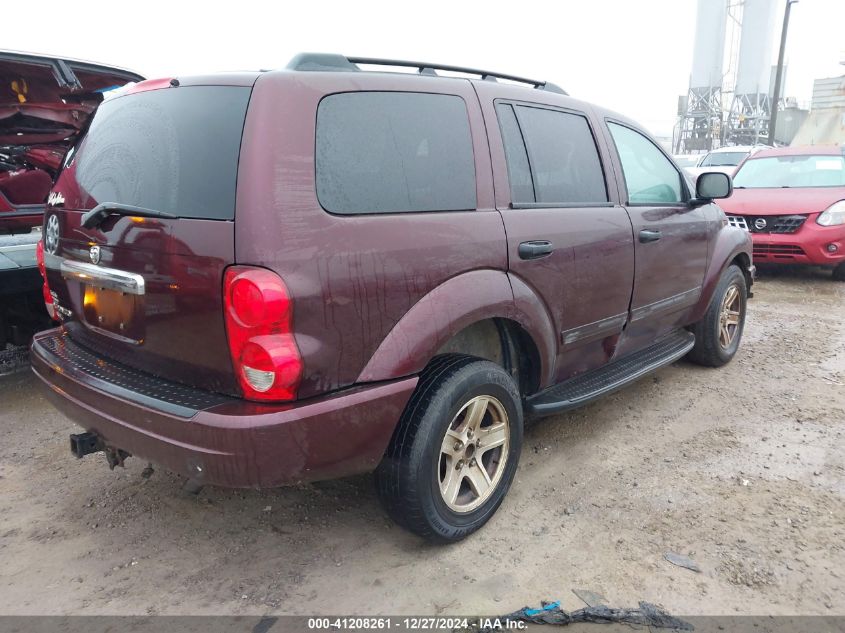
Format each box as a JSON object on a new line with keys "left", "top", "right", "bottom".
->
{"left": 285, "top": 53, "right": 567, "bottom": 95}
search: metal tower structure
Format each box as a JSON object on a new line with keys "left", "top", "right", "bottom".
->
{"left": 675, "top": 0, "right": 728, "bottom": 153}
{"left": 725, "top": 0, "right": 779, "bottom": 145}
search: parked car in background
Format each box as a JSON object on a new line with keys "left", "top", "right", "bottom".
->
{"left": 686, "top": 145, "right": 770, "bottom": 180}
{"left": 1, "top": 51, "right": 143, "bottom": 233}
{"left": 31, "top": 53, "right": 752, "bottom": 542}
{"left": 673, "top": 154, "right": 702, "bottom": 170}
{"left": 0, "top": 51, "right": 142, "bottom": 350}
{"left": 719, "top": 145, "right": 845, "bottom": 280}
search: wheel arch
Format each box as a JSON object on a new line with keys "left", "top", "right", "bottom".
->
{"left": 689, "top": 227, "right": 753, "bottom": 324}
{"left": 434, "top": 317, "right": 544, "bottom": 397}
{"left": 356, "top": 269, "right": 555, "bottom": 392}
{"left": 731, "top": 251, "right": 753, "bottom": 290}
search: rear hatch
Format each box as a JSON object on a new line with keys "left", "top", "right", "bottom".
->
{"left": 44, "top": 80, "right": 253, "bottom": 394}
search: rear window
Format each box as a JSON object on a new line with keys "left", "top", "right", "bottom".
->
{"left": 700, "top": 151, "right": 747, "bottom": 167}
{"left": 70, "top": 86, "right": 250, "bottom": 220}
{"left": 316, "top": 92, "right": 476, "bottom": 214}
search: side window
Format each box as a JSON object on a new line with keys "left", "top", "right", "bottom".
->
{"left": 315, "top": 92, "right": 476, "bottom": 214}
{"left": 496, "top": 103, "right": 607, "bottom": 206}
{"left": 607, "top": 123, "right": 684, "bottom": 204}
{"left": 512, "top": 105, "right": 608, "bottom": 204}
{"left": 496, "top": 104, "right": 535, "bottom": 203}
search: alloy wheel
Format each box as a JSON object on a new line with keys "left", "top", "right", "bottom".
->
{"left": 718, "top": 283, "right": 742, "bottom": 349}
{"left": 438, "top": 395, "right": 510, "bottom": 513}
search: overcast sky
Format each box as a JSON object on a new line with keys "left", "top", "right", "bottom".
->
{"left": 5, "top": 0, "right": 843, "bottom": 137}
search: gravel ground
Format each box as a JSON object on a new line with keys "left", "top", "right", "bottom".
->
{"left": 0, "top": 267, "right": 843, "bottom": 617}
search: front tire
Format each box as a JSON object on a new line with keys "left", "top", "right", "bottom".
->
{"left": 688, "top": 264, "right": 747, "bottom": 367}
{"left": 375, "top": 355, "right": 523, "bottom": 543}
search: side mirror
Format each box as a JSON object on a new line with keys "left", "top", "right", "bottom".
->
{"left": 695, "top": 172, "right": 733, "bottom": 200}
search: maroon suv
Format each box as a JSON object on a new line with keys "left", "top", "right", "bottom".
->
{"left": 31, "top": 54, "right": 753, "bottom": 542}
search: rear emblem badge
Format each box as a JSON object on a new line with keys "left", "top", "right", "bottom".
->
{"left": 45, "top": 214, "right": 60, "bottom": 255}
{"left": 754, "top": 218, "right": 767, "bottom": 230}
{"left": 89, "top": 245, "right": 101, "bottom": 265}
{"left": 47, "top": 191, "right": 65, "bottom": 207}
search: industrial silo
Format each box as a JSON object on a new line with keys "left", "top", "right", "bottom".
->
{"left": 726, "top": 0, "right": 779, "bottom": 145}
{"left": 676, "top": 0, "right": 728, "bottom": 152}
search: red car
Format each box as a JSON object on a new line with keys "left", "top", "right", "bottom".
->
{"left": 1, "top": 51, "right": 144, "bottom": 233}
{"left": 719, "top": 145, "right": 845, "bottom": 280}
{"left": 1, "top": 51, "right": 143, "bottom": 348}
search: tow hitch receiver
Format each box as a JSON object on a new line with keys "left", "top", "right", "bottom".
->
{"left": 69, "top": 432, "right": 131, "bottom": 469}
{"left": 69, "top": 432, "right": 103, "bottom": 458}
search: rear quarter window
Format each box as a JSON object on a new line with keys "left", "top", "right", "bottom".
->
{"left": 315, "top": 92, "right": 477, "bottom": 214}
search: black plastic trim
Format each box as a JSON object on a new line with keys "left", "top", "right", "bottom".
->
{"left": 526, "top": 330, "right": 695, "bottom": 416}
{"left": 511, "top": 202, "right": 615, "bottom": 209}
{"left": 561, "top": 312, "right": 627, "bottom": 346}
{"left": 32, "top": 331, "right": 235, "bottom": 418}
{"left": 630, "top": 287, "right": 700, "bottom": 323}
{"left": 287, "top": 53, "right": 568, "bottom": 95}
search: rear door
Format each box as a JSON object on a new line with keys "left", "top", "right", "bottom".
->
{"left": 476, "top": 83, "right": 635, "bottom": 383}
{"left": 44, "top": 81, "right": 252, "bottom": 394}
{"left": 604, "top": 120, "right": 710, "bottom": 356}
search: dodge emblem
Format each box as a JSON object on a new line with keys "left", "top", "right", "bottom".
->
{"left": 754, "top": 218, "right": 768, "bottom": 231}
{"left": 89, "top": 245, "right": 101, "bottom": 265}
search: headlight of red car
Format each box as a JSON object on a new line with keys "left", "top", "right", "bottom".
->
{"left": 817, "top": 200, "right": 845, "bottom": 226}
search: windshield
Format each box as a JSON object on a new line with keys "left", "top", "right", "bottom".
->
{"left": 733, "top": 154, "right": 845, "bottom": 189}
{"left": 700, "top": 151, "right": 747, "bottom": 167}
{"left": 69, "top": 86, "right": 250, "bottom": 220}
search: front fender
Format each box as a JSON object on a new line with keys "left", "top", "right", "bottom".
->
{"left": 689, "top": 225, "right": 753, "bottom": 323}
{"left": 356, "top": 269, "right": 555, "bottom": 385}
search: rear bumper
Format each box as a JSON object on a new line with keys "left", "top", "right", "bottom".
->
{"left": 31, "top": 329, "right": 416, "bottom": 488}
{"left": 750, "top": 222, "right": 845, "bottom": 266}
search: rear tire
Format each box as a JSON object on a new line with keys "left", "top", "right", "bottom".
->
{"left": 688, "top": 264, "right": 747, "bottom": 367}
{"left": 375, "top": 354, "right": 523, "bottom": 543}
{"left": 833, "top": 262, "right": 845, "bottom": 282}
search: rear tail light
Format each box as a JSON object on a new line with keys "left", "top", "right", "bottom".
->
{"left": 36, "top": 240, "right": 57, "bottom": 321}
{"left": 223, "top": 266, "right": 302, "bottom": 401}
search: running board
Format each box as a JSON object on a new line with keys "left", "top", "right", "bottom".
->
{"left": 526, "top": 329, "right": 695, "bottom": 417}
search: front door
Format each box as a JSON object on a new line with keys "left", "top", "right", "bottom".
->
{"left": 477, "top": 85, "right": 635, "bottom": 383}
{"left": 604, "top": 121, "right": 710, "bottom": 356}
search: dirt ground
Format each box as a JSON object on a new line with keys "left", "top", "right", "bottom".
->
{"left": 0, "top": 267, "right": 843, "bottom": 618}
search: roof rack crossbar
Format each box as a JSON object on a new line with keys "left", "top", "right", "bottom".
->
{"left": 285, "top": 53, "right": 567, "bottom": 95}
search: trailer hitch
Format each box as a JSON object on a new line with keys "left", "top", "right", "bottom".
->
{"left": 69, "top": 432, "right": 103, "bottom": 458}
{"left": 69, "top": 432, "right": 130, "bottom": 469}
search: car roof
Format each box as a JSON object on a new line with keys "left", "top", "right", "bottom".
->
{"left": 750, "top": 145, "right": 844, "bottom": 159}
{"left": 271, "top": 54, "right": 657, "bottom": 132}
{"left": 135, "top": 53, "right": 661, "bottom": 145}
{"left": 162, "top": 72, "right": 262, "bottom": 87}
